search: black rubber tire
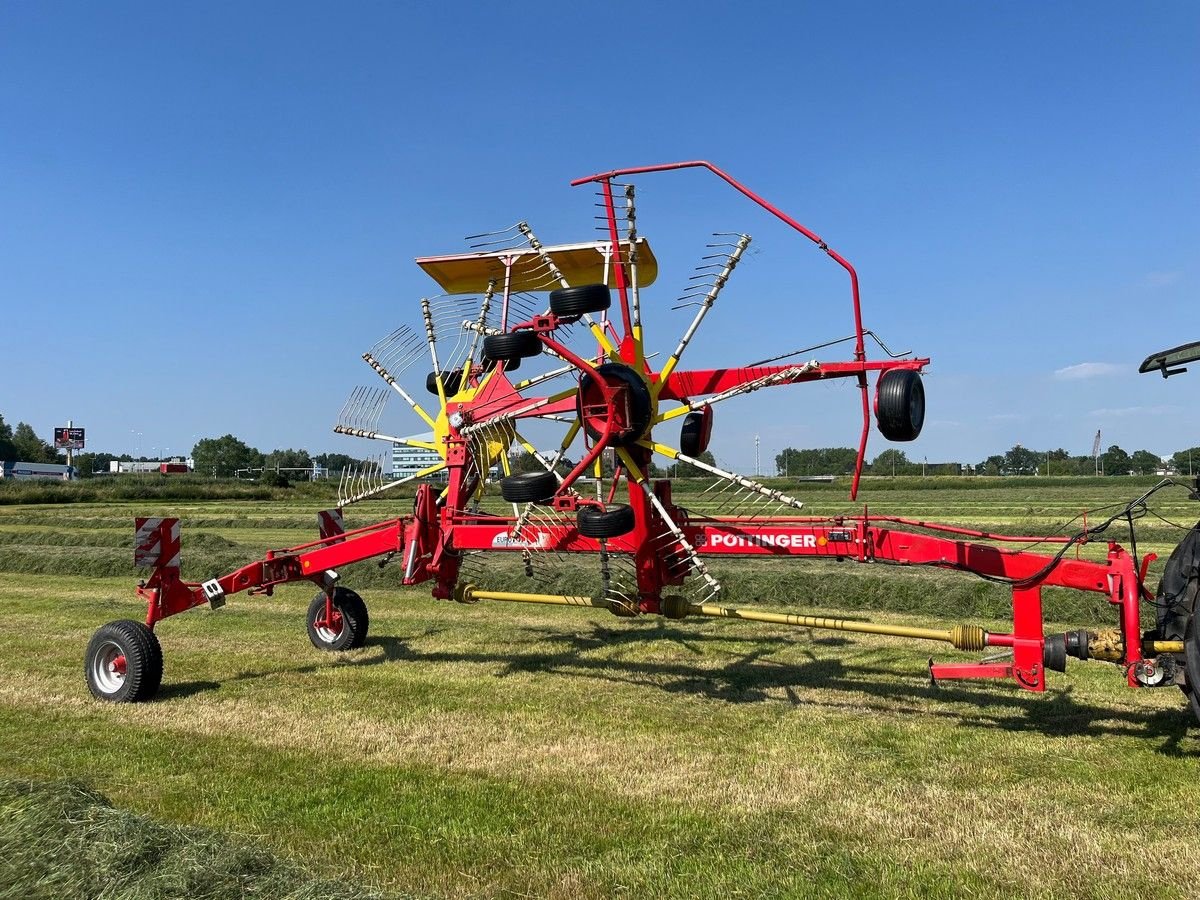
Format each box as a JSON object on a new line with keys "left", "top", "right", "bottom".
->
{"left": 306, "top": 588, "right": 369, "bottom": 651}
{"left": 876, "top": 370, "right": 925, "bottom": 442}
{"left": 577, "top": 504, "right": 635, "bottom": 538}
{"left": 85, "top": 619, "right": 163, "bottom": 703}
{"left": 500, "top": 470, "right": 559, "bottom": 503}
{"left": 1150, "top": 524, "right": 1200, "bottom": 723}
{"left": 549, "top": 284, "right": 611, "bottom": 322}
{"left": 1185, "top": 590, "right": 1200, "bottom": 724}
{"left": 680, "top": 411, "right": 710, "bottom": 458}
{"left": 425, "top": 370, "right": 463, "bottom": 396}
{"left": 482, "top": 331, "right": 542, "bottom": 362}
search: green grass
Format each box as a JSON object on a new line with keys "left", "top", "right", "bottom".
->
{"left": 1, "top": 480, "right": 1199, "bottom": 897}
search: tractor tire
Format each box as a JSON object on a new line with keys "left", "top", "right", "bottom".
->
{"left": 1185, "top": 595, "right": 1200, "bottom": 724}
{"left": 549, "top": 284, "right": 611, "bottom": 322}
{"left": 577, "top": 504, "right": 635, "bottom": 538}
{"left": 306, "top": 588, "right": 369, "bottom": 651}
{"left": 482, "top": 331, "right": 542, "bottom": 362}
{"left": 500, "top": 471, "right": 559, "bottom": 504}
{"left": 85, "top": 619, "right": 163, "bottom": 703}
{"left": 680, "top": 411, "right": 711, "bottom": 458}
{"left": 876, "top": 370, "right": 925, "bottom": 442}
{"left": 1152, "top": 524, "right": 1200, "bottom": 722}
{"left": 426, "top": 370, "right": 463, "bottom": 396}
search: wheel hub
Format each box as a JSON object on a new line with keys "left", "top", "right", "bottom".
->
{"left": 577, "top": 363, "right": 654, "bottom": 448}
{"left": 315, "top": 609, "right": 344, "bottom": 642}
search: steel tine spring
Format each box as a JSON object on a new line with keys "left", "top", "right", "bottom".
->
{"left": 369, "top": 325, "right": 417, "bottom": 360}
{"left": 335, "top": 387, "right": 359, "bottom": 430}
{"left": 374, "top": 324, "right": 422, "bottom": 358}
{"left": 345, "top": 388, "right": 364, "bottom": 430}
{"left": 367, "top": 327, "right": 405, "bottom": 358}
{"left": 354, "top": 386, "right": 376, "bottom": 430}
{"left": 464, "top": 222, "right": 526, "bottom": 248}
{"left": 354, "top": 387, "right": 374, "bottom": 430}
{"left": 365, "top": 388, "right": 389, "bottom": 431}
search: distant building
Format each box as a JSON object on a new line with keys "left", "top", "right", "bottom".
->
{"left": 109, "top": 459, "right": 192, "bottom": 475}
{"left": 0, "top": 461, "right": 76, "bottom": 481}
{"left": 392, "top": 436, "right": 443, "bottom": 480}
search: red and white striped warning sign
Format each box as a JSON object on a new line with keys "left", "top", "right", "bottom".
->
{"left": 317, "top": 509, "right": 345, "bottom": 543}
{"left": 134, "top": 517, "right": 181, "bottom": 569}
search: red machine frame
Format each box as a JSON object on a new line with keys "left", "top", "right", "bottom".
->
{"left": 92, "top": 161, "right": 1189, "bottom": 713}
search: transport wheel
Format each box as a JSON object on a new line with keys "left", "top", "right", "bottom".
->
{"left": 306, "top": 588, "right": 369, "bottom": 651}
{"left": 482, "top": 331, "right": 542, "bottom": 363}
{"left": 679, "top": 411, "right": 711, "bottom": 458}
{"left": 875, "top": 370, "right": 925, "bottom": 441}
{"left": 425, "top": 370, "right": 463, "bottom": 396}
{"left": 500, "top": 470, "right": 559, "bottom": 503}
{"left": 84, "top": 620, "right": 163, "bottom": 703}
{"left": 549, "top": 284, "right": 611, "bottom": 322}
{"left": 577, "top": 504, "right": 635, "bottom": 538}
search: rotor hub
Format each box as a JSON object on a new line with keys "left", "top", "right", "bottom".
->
{"left": 577, "top": 363, "right": 655, "bottom": 448}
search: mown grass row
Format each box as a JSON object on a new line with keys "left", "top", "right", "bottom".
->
{"left": 0, "top": 778, "right": 392, "bottom": 900}
{"left": 2, "top": 477, "right": 1195, "bottom": 628}
{"left": 2, "top": 574, "right": 1198, "bottom": 899}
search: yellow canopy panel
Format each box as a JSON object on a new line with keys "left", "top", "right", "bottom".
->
{"left": 416, "top": 238, "right": 658, "bottom": 295}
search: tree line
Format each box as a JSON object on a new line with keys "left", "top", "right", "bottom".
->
{"left": 7, "top": 411, "right": 1194, "bottom": 482}
{"left": 0, "top": 416, "right": 377, "bottom": 483}
{"left": 776, "top": 444, "right": 1200, "bottom": 477}
{"left": 0, "top": 415, "right": 64, "bottom": 464}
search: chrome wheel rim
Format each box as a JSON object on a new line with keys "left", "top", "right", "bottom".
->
{"left": 90, "top": 640, "right": 127, "bottom": 694}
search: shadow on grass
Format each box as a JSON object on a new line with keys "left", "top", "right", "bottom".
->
{"left": 163, "top": 619, "right": 1199, "bottom": 755}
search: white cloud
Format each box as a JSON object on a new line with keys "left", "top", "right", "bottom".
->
{"left": 1086, "top": 404, "right": 1180, "bottom": 418}
{"left": 1053, "top": 362, "right": 1125, "bottom": 380}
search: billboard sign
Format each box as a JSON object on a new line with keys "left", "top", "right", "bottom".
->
{"left": 54, "top": 426, "right": 86, "bottom": 450}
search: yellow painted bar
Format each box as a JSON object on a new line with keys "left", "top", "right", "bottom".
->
{"left": 395, "top": 437, "right": 440, "bottom": 452}
{"left": 585, "top": 320, "right": 620, "bottom": 360}
{"left": 681, "top": 601, "right": 990, "bottom": 649}
{"left": 642, "top": 439, "right": 679, "bottom": 460}
{"left": 546, "top": 385, "right": 582, "bottom": 406}
{"left": 559, "top": 417, "right": 582, "bottom": 452}
{"left": 413, "top": 461, "right": 447, "bottom": 479}
{"left": 1149, "top": 640, "right": 1185, "bottom": 654}
{"left": 652, "top": 404, "right": 694, "bottom": 425}
{"left": 457, "top": 586, "right": 612, "bottom": 609}
{"left": 615, "top": 447, "right": 647, "bottom": 483}
{"left": 657, "top": 353, "right": 681, "bottom": 386}
{"left": 514, "top": 431, "right": 544, "bottom": 460}
{"left": 409, "top": 401, "right": 438, "bottom": 430}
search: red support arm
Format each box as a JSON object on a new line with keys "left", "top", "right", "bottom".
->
{"left": 659, "top": 359, "right": 928, "bottom": 402}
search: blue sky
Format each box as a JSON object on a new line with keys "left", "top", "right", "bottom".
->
{"left": 2, "top": 1, "right": 1196, "bottom": 473}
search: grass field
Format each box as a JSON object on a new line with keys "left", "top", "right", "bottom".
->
{"left": 2, "top": 477, "right": 1200, "bottom": 897}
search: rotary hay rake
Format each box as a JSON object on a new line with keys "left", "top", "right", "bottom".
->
{"left": 85, "top": 161, "right": 1200, "bottom": 727}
